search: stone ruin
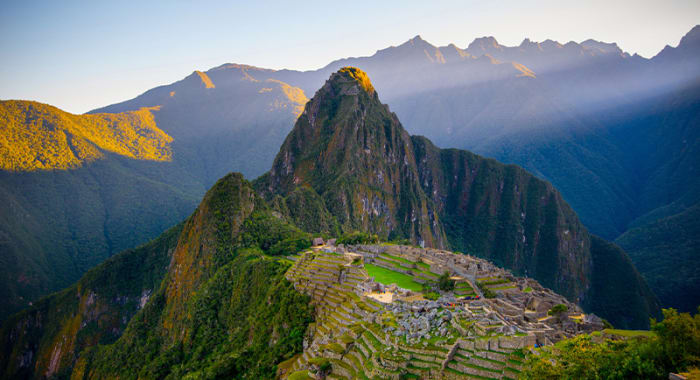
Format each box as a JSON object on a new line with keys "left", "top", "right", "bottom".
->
{"left": 280, "top": 243, "right": 605, "bottom": 379}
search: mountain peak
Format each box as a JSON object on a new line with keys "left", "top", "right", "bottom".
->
{"left": 580, "top": 39, "right": 622, "bottom": 54}
{"left": 467, "top": 36, "right": 501, "bottom": 51}
{"left": 331, "top": 67, "right": 375, "bottom": 94}
{"left": 397, "top": 34, "right": 435, "bottom": 50}
{"left": 679, "top": 24, "right": 700, "bottom": 46}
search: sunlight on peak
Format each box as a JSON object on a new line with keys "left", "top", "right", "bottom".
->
{"left": 195, "top": 71, "right": 215, "bottom": 89}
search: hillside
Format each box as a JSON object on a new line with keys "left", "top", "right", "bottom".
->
{"left": 0, "top": 69, "right": 308, "bottom": 320}
{"left": 0, "top": 101, "right": 203, "bottom": 321}
{"left": 1, "top": 173, "right": 314, "bottom": 379}
{"left": 0, "top": 224, "right": 182, "bottom": 379}
{"left": 0, "top": 101, "right": 172, "bottom": 171}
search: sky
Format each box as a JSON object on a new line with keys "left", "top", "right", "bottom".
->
{"left": 1, "top": 0, "right": 698, "bottom": 114}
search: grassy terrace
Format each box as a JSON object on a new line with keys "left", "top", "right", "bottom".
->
{"left": 379, "top": 254, "right": 438, "bottom": 276}
{"left": 364, "top": 263, "right": 423, "bottom": 292}
{"left": 603, "top": 329, "right": 656, "bottom": 338}
{"left": 490, "top": 285, "right": 517, "bottom": 291}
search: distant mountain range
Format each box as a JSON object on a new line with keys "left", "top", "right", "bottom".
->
{"left": 0, "top": 25, "right": 697, "bottom": 322}
{"left": 0, "top": 68, "right": 659, "bottom": 379}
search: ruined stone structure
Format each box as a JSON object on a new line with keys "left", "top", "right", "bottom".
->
{"left": 281, "top": 244, "right": 604, "bottom": 379}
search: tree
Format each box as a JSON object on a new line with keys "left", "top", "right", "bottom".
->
{"left": 652, "top": 307, "right": 700, "bottom": 371}
{"left": 438, "top": 271, "right": 455, "bottom": 291}
{"left": 548, "top": 304, "right": 569, "bottom": 316}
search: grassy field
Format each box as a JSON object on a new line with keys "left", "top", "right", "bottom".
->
{"left": 365, "top": 263, "right": 423, "bottom": 292}
{"left": 603, "top": 329, "right": 656, "bottom": 338}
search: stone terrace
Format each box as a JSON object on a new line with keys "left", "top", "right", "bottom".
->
{"left": 280, "top": 243, "right": 604, "bottom": 380}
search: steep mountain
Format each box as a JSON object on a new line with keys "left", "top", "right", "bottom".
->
{"left": 0, "top": 101, "right": 201, "bottom": 321}
{"left": 261, "top": 67, "right": 446, "bottom": 248}
{"left": 258, "top": 68, "right": 659, "bottom": 328}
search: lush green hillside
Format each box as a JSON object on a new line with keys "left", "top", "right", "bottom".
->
{"left": 0, "top": 223, "right": 182, "bottom": 379}
{"left": 617, "top": 204, "right": 700, "bottom": 313}
{"left": 260, "top": 68, "right": 659, "bottom": 328}
{"left": 1, "top": 173, "right": 314, "bottom": 379}
{"left": 0, "top": 68, "right": 308, "bottom": 321}
{"left": 0, "top": 101, "right": 172, "bottom": 171}
{"left": 522, "top": 308, "right": 700, "bottom": 379}
{"left": 0, "top": 146, "right": 201, "bottom": 322}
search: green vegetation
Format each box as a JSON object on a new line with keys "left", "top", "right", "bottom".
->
{"left": 617, "top": 203, "right": 700, "bottom": 313}
{"left": 604, "top": 329, "right": 656, "bottom": 338}
{"left": 480, "top": 278, "right": 509, "bottom": 286}
{"left": 438, "top": 271, "right": 455, "bottom": 291}
{"left": 522, "top": 308, "right": 700, "bottom": 379}
{"left": 288, "top": 370, "right": 314, "bottom": 380}
{"left": 339, "top": 67, "right": 375, "bottom": 93}
{"left": 364, "top": 263, "right": 423, "bottom": 292}
{"left": 0, "top": 223, "right": 184, "bottom": 379}
{"left": 477, "top": 282, "right": 497, "bottom": 299}
{"left": 1, "top": 174, "right": 315, "bottom": 379}
{"left": 0, "top": 100, "right": 173, "bottom": 171}
{"left": 74, "top": 244, "right": 313, "bottom": 380}
{"left": 337, "top": 231, "right": 380, "bottom": 245}
{"left": 423, "top": 292, "right": 440, "bottom": 301}
{"left": 583, "top": 236, "right": 661, "bottom": 329}
{"left": 548, "top": 304, "right": 569, "bottom": 316}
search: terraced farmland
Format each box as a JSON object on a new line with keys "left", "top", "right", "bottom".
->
{"left": 280, "top": 243, "right": 605, "bottom": 379}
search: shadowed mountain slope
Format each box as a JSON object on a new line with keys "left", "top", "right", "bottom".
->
{"left": 0, "top": 101, "right": 201, "bottom": 321}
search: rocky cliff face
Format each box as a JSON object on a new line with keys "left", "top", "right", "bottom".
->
{"left": 412, "top": 136, "right": 591, "bottom": 303}
{"left": 262, "top": 68, "right": 658, "bottom": 328}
